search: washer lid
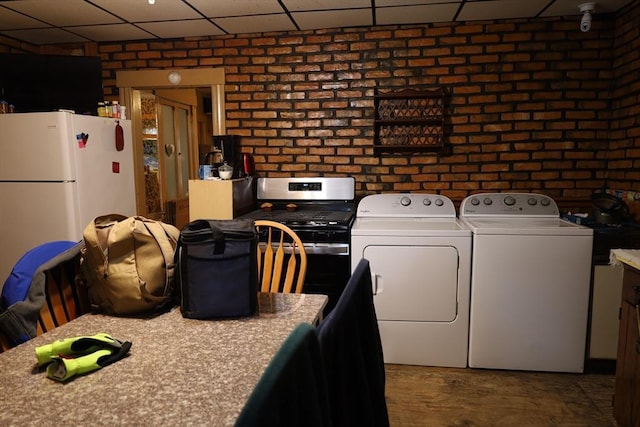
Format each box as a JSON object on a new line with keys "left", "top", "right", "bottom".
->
{"left": 351, "top": 217, "right": 471, "bottom": 236}
{"left": 460, "top": 217, "right": 594, "bottom": 236}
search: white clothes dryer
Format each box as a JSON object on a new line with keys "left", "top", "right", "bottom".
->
{"left": 350, "top": 193, "right": 472, "bottom": 367}
{"left": 459, "top": 193, "right": 593, "bottom": 373}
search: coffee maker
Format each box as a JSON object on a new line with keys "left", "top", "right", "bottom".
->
{"left": 208, "top": 135, "right": 241, "bottom": 178}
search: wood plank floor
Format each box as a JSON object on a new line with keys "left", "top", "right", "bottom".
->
{"left": 385, "top": 364, "right": 617, "bottom": 426}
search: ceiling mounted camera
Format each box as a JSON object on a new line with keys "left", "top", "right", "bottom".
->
{"left": 579, "top": 2, "right": 595, "bottom": 32}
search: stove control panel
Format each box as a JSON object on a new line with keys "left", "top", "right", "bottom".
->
{"left": 257, "top": 177, "right": 355, "bottom": 201}
{"left": 357, "top": 193, "right": 456, "bottom": 218}
{"left": 460, "top": 192, "right": 559, "bottom": 217}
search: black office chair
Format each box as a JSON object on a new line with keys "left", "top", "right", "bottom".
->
{"left": 317, "top": 258, "right": 390, "bottom": 427}
{"left": 235, "top": 322, "right": 332, "bottom": 427}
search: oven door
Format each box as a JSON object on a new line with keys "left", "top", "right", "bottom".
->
{"left": 303, "top": 245, "right": 351, "bottom": 315}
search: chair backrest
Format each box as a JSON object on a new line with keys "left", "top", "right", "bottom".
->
{"left": 317, "top": 258, "right": 390, "bottom": 427}
{"left": 36, "top": 254, "right": 91, "bottom": 335}
{"left": 0, "top": 243, "right": 89, "bottom": 351}
{"left": 255, "top": 220, "right": 307, "bottom": 293}
{"left": 0, "top": 330, "right": 10, "bottom": 353}
{"left": 235, "top": 322, "right": 332, "bottom": 427}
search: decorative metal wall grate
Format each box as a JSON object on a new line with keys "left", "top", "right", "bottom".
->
{"left": 373, "top": 88, "right": 445, "bottom": 155}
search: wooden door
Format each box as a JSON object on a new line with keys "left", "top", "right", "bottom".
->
{"left": 158, "top": 98, "right": 192, "bottom": 229}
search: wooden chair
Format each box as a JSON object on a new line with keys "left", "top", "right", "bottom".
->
{"left": 255, "top": 220, "right": 307, "bottom": 294}
{"left": 36, "top": 253, "right": 91, "bottom": 335}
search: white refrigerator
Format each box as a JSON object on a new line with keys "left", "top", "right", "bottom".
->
{"left": 0, "top": 111, "right": 137, "bottom": 286}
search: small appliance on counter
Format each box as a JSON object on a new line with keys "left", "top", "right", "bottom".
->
{"left": 211, "top": 135, "right": 242, "bottom": 178}
{"left": 200, "top": 135, "right": 255, "bottom": 180}
{"left": 590, "top": 191, "right": 632, "bottom": 225}
{"left": 218, "top": 162, "right": 233, "bottom": 180}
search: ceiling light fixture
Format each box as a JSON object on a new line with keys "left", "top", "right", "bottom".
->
{"left": 167, "top": 71, "right": 182, "bottom": 85}
{"left": 578, "top": 2, "right": 595, "bottom": 32}
{"left": 148, "top": 0, "right": 155, "bottom": 4}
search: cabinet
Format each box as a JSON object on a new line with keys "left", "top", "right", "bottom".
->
{"left": 614, "top": 264, "right": 640, "bottom": 427}
{"left": 373, "top": 88, "right": 445, "bottom": 156}
{"left": 188, "top": 178, "right": 255, "bottom": 220}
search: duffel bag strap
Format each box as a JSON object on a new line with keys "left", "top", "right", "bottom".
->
{"left": 140, "top": 219, "right": 178, "bottom": 295}
{"left": 84, "top": 214, "right": 129, "bottom": 276}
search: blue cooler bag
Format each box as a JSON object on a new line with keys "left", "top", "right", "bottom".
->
{"left": 175, "top": 219, "right": 258, "bottom": 319}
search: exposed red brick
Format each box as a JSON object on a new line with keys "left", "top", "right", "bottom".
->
{"left": 15, "top": 2, "right": 635, "bottom": 202}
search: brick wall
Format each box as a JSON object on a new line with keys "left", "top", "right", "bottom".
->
{"left": 3, "top": 4, "right": 638, "bottom": 206}
{"left": 607, "top": 2, "right": 640, "bottom": 217}
{"left": 99, "top": 16, "right": 619, "bottom": 203}
{"left": 608, "top": 3, "right": 640, "bottom": 192}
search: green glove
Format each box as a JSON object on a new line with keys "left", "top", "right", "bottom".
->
{"left": 46, "top": 340, "right": 132, "bottom": 382}
{"left": 35, "top": 333, "right": 125, "bottom": 367}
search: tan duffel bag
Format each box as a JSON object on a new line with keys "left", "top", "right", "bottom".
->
{"left": 81, "top": 214, "right": 179, "bottom": 315}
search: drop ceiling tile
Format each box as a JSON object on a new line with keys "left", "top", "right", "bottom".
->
{"left": 282, "top": 0, "right": 370, "bottom": 11}
{"left": 376, "top": 0, "right": 460, "bottom": 6}
{"left": 292, "top": 9, "right": 372, "bottom": 30}
{"left": 0, "top": 6, "right": 49, "bottom": 30}
{"left": 457, "top": 0, "right": 550, "bottom": 21}
{"left": 0, "top": 28, "right": 89, "bottom": 44}
{"left": 541, "top": 0, "right": 632, "bottom": 16}
{"left": 71, "top": 23, "right": 156, "bottom": 42}
{"left": 214, "top": 14, "right": 297, "bottom": 34}
{"left": 0, "top": 0, "right": 635, "bottom": 45}
{"left": 377, "top": 3, "right": 460, "bottom": 25}
{"left": 2, "top": 0, "right": 121, "bottom": 26}
{"left": 138, "top": 20, "right": 224, "bottom": 38}
{"left": 92, "top": 0, "right": 201, "bottom": 22}
{"left": 185, "top": 0, "right": 285, "bottom": 17}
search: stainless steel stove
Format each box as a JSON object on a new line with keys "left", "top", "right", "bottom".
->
{"left": 238, "top": 177, "right": 356, "bottom": 313}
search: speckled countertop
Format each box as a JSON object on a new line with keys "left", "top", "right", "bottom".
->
{"left": 611, "top": 249, "right": 640, "bottom": 270}
{"left": 0, "top": 293, "right": 327, "bottom": 427}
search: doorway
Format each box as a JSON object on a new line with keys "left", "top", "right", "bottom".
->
{"left": 138, "top": 90, "right": 195, "bottom": 228}
{"left": 115, "top": 68, "right": 226, "bottom": 226}
{"left": 159, "top": 96, "right": 191, "bottom": 228}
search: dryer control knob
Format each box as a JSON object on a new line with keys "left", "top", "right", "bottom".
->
{"left": 527, "top": 197, "right": 537, "bottom": 206}
{"left": 435, "top": 198, "right": 444, "bottom": 206}
{"left": 504, "top": 196, "right": 516, "bottom": 206}
{"left": 470, "top": 198, "right": 480, "bottom": 206}
{"left": 400, "top": 196, "right": 411, "bottom": 206}
{"left": 483, "top": 198, "right": 493, "bottom": 206}
{"left": 423, "top": 198, "right": 432, "bottom": 206}
{"left": 540, "top": 198, "right": 551, "bottom": 206}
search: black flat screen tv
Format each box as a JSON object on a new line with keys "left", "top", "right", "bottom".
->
{"left": 0, "top": 53, "right": 103, "bottom": 115}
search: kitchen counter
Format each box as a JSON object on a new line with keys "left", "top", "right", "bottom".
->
{"left": 611, "top": 248, "right": 640, "bottom": 270}
{"left": 610, "top": 250, "right": 640, "bottom": 427}
{"left": 0, "top": 292, "right": 327, "bottom": 426}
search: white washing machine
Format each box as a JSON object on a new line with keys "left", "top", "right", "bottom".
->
{"left": 350, "top": 193, "right": 471, "bottom": 367}
{"left": 459, "top": 193, "right": 594, "bottom": 373}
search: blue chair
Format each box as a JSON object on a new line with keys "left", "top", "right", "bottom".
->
{"left": 317, "top": 258, "right": 390, "bottom": 427}
{"left": 235, "top": 322, "right": 332, "bottom": 427}
{"left": 0, "top": 241, "right": 87, "bottom": 349}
